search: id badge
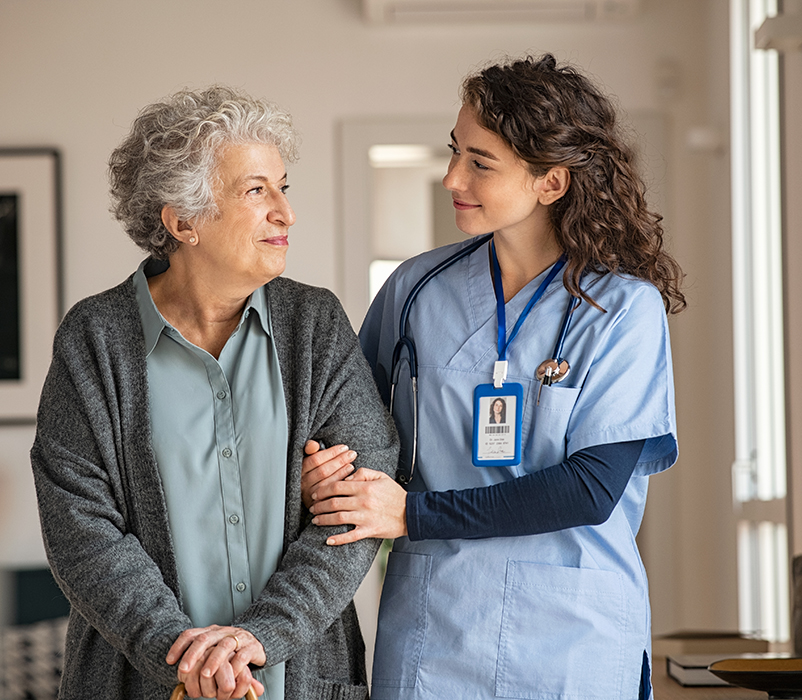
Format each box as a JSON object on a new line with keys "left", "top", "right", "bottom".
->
{"left": 472, "top": 382, "right": 523, "bottom": 467}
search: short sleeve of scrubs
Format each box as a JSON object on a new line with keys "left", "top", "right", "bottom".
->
{"left": 564, "top": 280, "right": 676, "bottom": 476}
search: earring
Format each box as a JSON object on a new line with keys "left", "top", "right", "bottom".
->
{"left": 189, "top": 236, "right": 196, "bottom": 244}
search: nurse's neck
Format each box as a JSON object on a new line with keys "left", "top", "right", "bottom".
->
{"left": 493, "top": 230, "right": 563, "bottom": 303}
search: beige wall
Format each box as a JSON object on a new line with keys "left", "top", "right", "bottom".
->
{"left": 0, "top": 0, "right": 738, "bottom": 634}
{"left": 638, "top": 0, "right": 739, "bottom": 634}
{"left": 784, "top": 45, "right": 802, "bottom": 557}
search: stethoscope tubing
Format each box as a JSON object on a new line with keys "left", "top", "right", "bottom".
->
{"left": 552, "top": 295, "right": 580, "bottom": 362}
{"left": 389, "top": 233, "right": 492, "bottom": 483}
{"left": 394, "top": 233, "right": 494, "bottom": 380}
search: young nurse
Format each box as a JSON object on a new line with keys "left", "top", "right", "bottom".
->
{"left": 304, "top": 54, "right": 684, "bottom": 699}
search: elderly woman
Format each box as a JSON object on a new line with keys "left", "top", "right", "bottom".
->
{"left": 30, "top": 86, "right": 398, "bottom": 700}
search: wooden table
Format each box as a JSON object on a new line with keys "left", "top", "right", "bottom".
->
{"left": 653, "top": 657, "right": 767, "bottom": 699}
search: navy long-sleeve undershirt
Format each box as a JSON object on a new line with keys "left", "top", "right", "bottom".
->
{"left": 406, "top": 439, "right": 645, "bottom": 541}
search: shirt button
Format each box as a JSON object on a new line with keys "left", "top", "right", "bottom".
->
{"left": 236, "top": 582, "right": 247, "bottom": 592}
{"left": 229, "top": 514, "right": 240, "bottom": 524}
{"left": 222, "top": 448, "right": 232, "bottom": 458}
{"left": 217, "top": 390, "right": 227, "bottom": 400}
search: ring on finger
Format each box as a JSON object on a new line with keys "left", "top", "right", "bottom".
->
{"left": 226, "top": 634, "right": 241, "bottom": 652}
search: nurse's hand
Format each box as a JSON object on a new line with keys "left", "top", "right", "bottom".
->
{"left": 309, "top": 468, "right": 408, "bottom": 545}
{"left": 302, "top": 440, "right": 357, "bottom": 509}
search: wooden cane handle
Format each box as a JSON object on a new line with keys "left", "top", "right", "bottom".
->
{"left": 171, "top": 683, "right": 258, "bottom": 700}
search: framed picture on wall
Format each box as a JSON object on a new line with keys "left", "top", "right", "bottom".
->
{"left": 0, "top": 148, "right": 62, "bottom": 424}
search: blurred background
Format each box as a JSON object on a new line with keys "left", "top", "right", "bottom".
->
{"left": 1, "top": 0, "right": 801, "bottom": 694}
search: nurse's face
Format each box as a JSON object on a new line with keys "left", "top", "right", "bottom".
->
{"left": 443, "top": 105, "right": 553, "bottom": 241}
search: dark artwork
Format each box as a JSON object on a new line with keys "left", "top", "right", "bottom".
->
{"left": 0, "top": 194, "right": 20, "bottom": 380}
{"left": 13, "top": 567, "right": 70, "bottom": 624}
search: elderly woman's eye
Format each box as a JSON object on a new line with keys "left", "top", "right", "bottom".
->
{"left": 280, "top": 184, "right": 290, "bottom": 195}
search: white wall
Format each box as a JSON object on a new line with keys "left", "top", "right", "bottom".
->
{"left": 0, "top": 0, "right": 737, "bottom": 635}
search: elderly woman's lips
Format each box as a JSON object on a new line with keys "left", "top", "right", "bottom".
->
{"left": 263, "top": 235, "right": 289, "bottom": 246}
{"left": 453, "top": 199, "right": 480, "bottom": 210}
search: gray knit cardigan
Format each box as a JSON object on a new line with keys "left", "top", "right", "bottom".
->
{"left": 30, "top": 273, "right": 399, "bottom": 700}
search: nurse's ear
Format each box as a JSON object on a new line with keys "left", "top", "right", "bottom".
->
{"left": 535, "top": 167, "right": 570, "bottom": 205}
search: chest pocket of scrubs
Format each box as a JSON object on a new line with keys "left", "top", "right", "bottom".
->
{"left": 523, "top": 384, "right": 581, "bottom": 472}
{"left": 495, "top": 560, "right": 626, "bottom": 699}
{"left": 372, "top": 551, "right": 432, "bottom": 691}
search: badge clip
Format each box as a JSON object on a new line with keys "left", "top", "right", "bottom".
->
{"left": 493, "top": 360, "right": 508, "bottom": 389}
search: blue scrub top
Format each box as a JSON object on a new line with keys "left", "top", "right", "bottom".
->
{"left": 359, "top": 238, "right": 678, "bottom": 700}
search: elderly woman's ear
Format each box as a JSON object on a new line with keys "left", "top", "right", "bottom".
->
{"left": 161, "top": 205, "right": 196, "bottom": 244}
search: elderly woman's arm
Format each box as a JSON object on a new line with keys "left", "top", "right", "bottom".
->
{"left": 29, "top": 295, "right": 192, "bottom": 689}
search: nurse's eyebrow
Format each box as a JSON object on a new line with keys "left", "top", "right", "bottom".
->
{"left": 450, "top": 130, "right": 499, "bottom": 161}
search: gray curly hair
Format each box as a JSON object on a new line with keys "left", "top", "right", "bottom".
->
{"left": 109, "top": 85, "right": 300, "bottom": 258}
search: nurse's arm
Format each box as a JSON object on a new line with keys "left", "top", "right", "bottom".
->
{"left": 309, "top": 469, "right": 408, "bottom": 545}
{"left": 310, "top": 440, "right": 645, "bottom": 543}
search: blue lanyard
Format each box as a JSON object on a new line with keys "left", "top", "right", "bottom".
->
{"left": 490, "top": 241, "right": 565, "bottom": 362}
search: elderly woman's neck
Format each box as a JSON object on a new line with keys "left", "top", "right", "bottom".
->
{"left": 147, "top": 262, "right": 252, "bottom": 360}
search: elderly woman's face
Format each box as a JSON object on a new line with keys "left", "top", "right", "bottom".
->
{"left": 193, "top": 142, "right": 295, "bottom": 289}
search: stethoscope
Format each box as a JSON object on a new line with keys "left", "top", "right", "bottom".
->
{"left": 389, "top": 233, "right": 580, "bottom": 484}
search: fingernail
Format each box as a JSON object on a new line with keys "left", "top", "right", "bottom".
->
{"left": 312, "top": 517, "right": 319, "bottom": 524}
{"left": 348, "top": 451, "right": 357, "bottom": 460}
{"left": 326, "top": 538, "right": 335, "bottom": 545}
{"left": 347, "top": 464, "right": 355, "bottom": 473}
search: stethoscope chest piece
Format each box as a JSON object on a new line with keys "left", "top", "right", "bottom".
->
{"left": 535, "top": 358, "right": 571, "bottom": 406}
{"left": 536, "top": 359, "right": 570, "bottom": 387}
{"left": 535, "top": 292, "right": 580, "bottom": 406}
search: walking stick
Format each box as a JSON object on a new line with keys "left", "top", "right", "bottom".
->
{"left": 170, "top": 683, "right": 258, "bottom": 700}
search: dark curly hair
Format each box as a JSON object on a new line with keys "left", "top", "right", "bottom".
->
{"left": 461, "top": 54, "right": 685, "bottom": 313}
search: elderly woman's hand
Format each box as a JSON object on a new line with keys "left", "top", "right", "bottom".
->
{"left": 301, "top": 440, "right": 357, "bottom": 509}
{"left": 309, "top": 468, "right": 408, "bottom": 545}
{"left": 167, "top": 625, "right": 265, "bottom": 700}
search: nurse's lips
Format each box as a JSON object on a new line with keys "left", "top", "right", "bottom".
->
{"left": 452, "top": 198, "right": 480, "bottom": 211}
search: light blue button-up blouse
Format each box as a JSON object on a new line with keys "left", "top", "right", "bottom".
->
{"left": 133, "top": 259, "right": 287, "bottom": 700}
